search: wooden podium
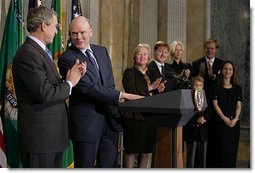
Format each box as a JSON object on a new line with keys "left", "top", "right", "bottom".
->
{"left": 118, "top": 89, "right": 207, "bottom": 168}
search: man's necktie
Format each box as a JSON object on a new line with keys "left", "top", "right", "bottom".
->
{"left": 45, "top": 47, "right": 53, "bottom": 61}
{"left": 161, "top": 65, "right": 165, "bottom": 81}
{"left": 207, "top": 60, "right": 213, "bottom": 76}
{"left": 85, "top": 49, "right": 100, "bottom": 77}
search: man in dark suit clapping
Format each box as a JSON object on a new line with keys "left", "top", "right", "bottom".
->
{"left": 58, "top": 16, "right": 142, "bottom": 168}
{"left": 12, "top": 6, "right": 86, "bottom": 168}
{"left": 192, "top": 38, "right": 224, "bottom": 96}
{"left": 191, "top": 39, "right": 224, "bottom": 167}
{"left": 148, "top": 41, "right": 178, "bottom": 92}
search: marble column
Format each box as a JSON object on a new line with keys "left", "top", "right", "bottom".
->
{"left": 167, "top": 0, "right": 186, "bottom": 58}
{"left": 89, "top": 0, "right": 100, "bottom": 44}
{"left": 100, "top": 0, "right": 126, "bottom": 90}
{"left": 157, "top": 0, "right": 168, "bottom": 42}
{"left": 126, "top": 0, "right": 140, "bottom": 68}
{"left": 139, "top": 0, "right": 157, "bottom": 48}
{"left": 186, "top": 0, "right": 207, "bottom": 63}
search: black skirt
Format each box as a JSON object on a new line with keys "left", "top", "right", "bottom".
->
{"left": 123, "top": 118, "right": 155, "bottom": 153}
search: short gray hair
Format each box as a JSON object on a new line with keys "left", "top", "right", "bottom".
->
{"left": 27, "top": 6, "right": 57, "bottom": 33}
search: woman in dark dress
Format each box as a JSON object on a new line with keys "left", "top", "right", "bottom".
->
{"left": 122, "top": 43, "right": 164, "bottom": 168}
{"left": 211, "top": 60, "right": 243, "bottom": 168}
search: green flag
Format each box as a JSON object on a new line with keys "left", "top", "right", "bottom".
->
{"left": 48, "top": 0, "right": 63, "bottom": 62}
{"left": 48, "top": 0, "right": 74, "bottom": 168}
{"left": 0, "top": 0, "right": 24, "bottom": 168}
{"left": 61, "top": 140, "right": 74, "bottom": 168}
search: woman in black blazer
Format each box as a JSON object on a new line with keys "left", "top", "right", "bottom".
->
{"left": 169, "top": 41, "right": 192, "bottom": 78}
{"left": 122, "top": 43, "right": 163, "bottom": 168}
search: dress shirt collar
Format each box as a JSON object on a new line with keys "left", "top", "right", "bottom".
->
{"left": 153, "top": 60, "right": 165, "bottom": 74}
{"left": 28, "top": 35, "right": 46, "bottom": 50}
{"left": 205, "top": 56, "right": 215, "bottom": 64}
{"left": 154, "top": 59, "right": 164, "bottom": 67}
{"left": 80, "top": 45, "right": 93, "bottom": 55}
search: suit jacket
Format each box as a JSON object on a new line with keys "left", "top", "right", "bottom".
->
{"left": 12, "top": 37, "right": 69, "bottom": 153}
{"left": 192, "top": 57, "right": 224, "bottom": 96}
{"left": 148, "top": 61, "right": 178, "bottom": 92}
{"left": 58, "top": 44, "right": 121, "bottom": 142}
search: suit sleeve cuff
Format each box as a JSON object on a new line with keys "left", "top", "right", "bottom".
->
{"left": 118, "top": 91, "right": 125, "bottom": 103}
{"left": 66, "top": 80, "right": 73, "bottom": 95}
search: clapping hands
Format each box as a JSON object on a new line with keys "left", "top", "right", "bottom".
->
{"left": 66, "top": 59, "right": 87, "bottom": 87}
{"left": 148, "top": 77, "right": 167, "bottom": 93}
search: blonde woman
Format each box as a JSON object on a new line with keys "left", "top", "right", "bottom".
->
{"left": 122, "top": 43, "right": 163, "bottom": 168}
{"left": 170, "top": 40, "right": 192, "bottom": 79}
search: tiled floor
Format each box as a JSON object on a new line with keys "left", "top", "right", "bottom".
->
{"left": 118, "top": 125, "right": 250, "bottom": 168}
{"left": 236, "top": 125, "right": 250, "bottom": 168}
{"left": 182, "top": 125, "right": 250, "bottom": 168}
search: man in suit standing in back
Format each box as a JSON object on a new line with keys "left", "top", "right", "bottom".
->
{"left": 191, "top": 38, "right": 224, "bottom": 167}
{"left": 58, "top": 16, "right": 143, "bottom": 168}
{"left": 192, "top": 38, "right": 224, "bottom": 96}
{"left": 12, "top": 6, "right": 86, "bottom": 168}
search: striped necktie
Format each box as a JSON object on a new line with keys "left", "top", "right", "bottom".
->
{"left": 85, "top": 49, "right": 100, "bottom": 77}
{"left": 207, "top": 60, "right": 213, "bottom": 76}
{"left": 45, "top": 47, "right": 53, "bottom": 61}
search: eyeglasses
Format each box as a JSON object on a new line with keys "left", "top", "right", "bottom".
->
{"left": 71, "top": 32, "right": 86, "bottom": 38}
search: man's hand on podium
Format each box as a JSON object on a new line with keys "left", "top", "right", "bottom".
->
{"left": 119, "top": 92, "right": 145, "bottom": 102}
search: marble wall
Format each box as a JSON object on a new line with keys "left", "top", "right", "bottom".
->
{"left": 211, "top": 0, "right": 250, "bottom": 123}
